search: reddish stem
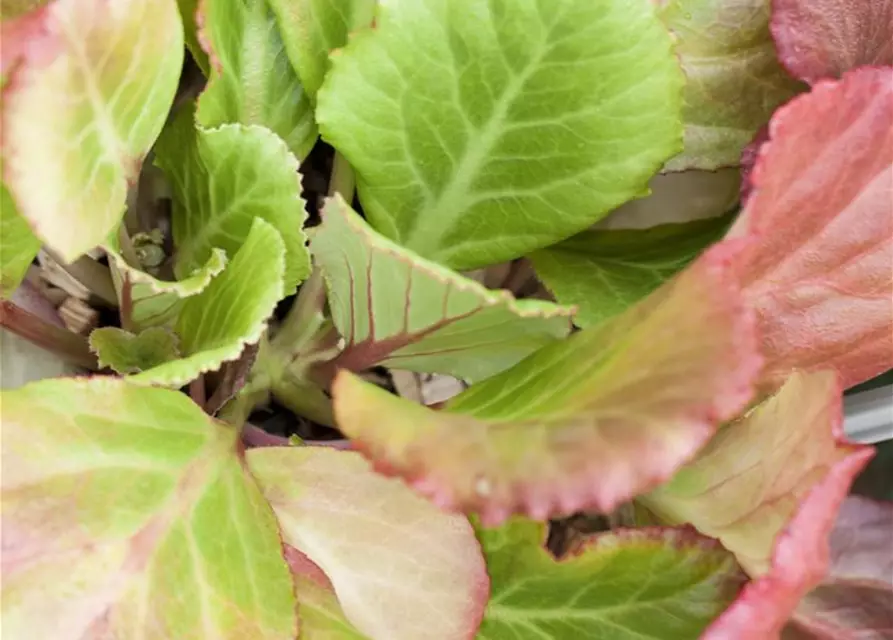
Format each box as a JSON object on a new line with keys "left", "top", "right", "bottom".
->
{"left": 0, "top": 299, "right": 97, "bottom": 370}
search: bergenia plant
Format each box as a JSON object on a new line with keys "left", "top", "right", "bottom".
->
{"left": 1, "top": 0, "right": 890, "bottom": 638}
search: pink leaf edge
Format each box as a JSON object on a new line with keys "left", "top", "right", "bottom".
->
{"left": 338, "top": 236, "right": 763, "bottom": 527}
{"left": 702, "top": 377, "right": 874, "bottom": 640}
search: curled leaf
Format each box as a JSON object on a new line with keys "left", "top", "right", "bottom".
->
{"left": 1, "top": 0, "right": 183, "bottom": 261}
{"left": 247, "top": 447, "right": 488, "bottom": 640}
{"left": 312, "top": 195, "right": 574, "bottom": 383}
{"left": 130, "top": 218, "right": 285, "bottom": 387}
{"left": 641, "top": 370, "right": 874, "bottom": 576}
{"left": 197, "top": 0, "right": 317, "bottom": 159}
{"left": 0, "top": 377, "right": 297, "bottom": 638}
{"left": 731, "top": 67, "right": 893, "bottom": 389}
{"left": 334, "top": 240, "right": 761, "bottom": 524}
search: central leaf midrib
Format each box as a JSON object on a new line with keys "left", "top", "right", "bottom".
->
{"left": 403, "top": 41, "right": 550, "bottom": 256}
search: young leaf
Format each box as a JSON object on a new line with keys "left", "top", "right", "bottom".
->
{"left": 246, "top": 447, "right": 489, "bottom": 640}
{"left": 0, "top": 377, "right": 297, "bottom": 638}
{"left": 89, "top": 326, "right": 180, "bottom": 374}
{"left": 530, "top": 214, "right": 732, "bottom": 328}
{"left": 476, "top": 519, "right": 744, "bottom": 639}
{"left": 316, "top": 0, "right": 684, "bottom": 269}
{"left": 732, "top": 67, "right": 893, "bottom": 389}
{"left": 772, "top": 0, "right": 893, "bottom": 84}
{"left": 196, "top": 0, "right": 318, "bottom": 160}
{"left": 787, "top": 496, "right": 893, "bottom": 638}
{"left": 106, "top": 246, "right": 228, "bottom": 330}
{"left": 266, "top": 0, "right": 376, "bottom": 100}
{"left": 640, "top": 370, "right": 874, "bottom": 577}
{"left": 130, "top": 218, "right": 285, "bottom": 387}
{"left": 155, "top": 107, "right": 310, "bottom": 293}
{"left": 333, "top": 240, "right": 761, "bottom": 524}
{"left": 285, "top": 546, "right": 370, "bottom": 640}
{"left": 311, "top": 195, "right": 574, "bottom": 382}
{"left": 656, "top": 0, "right": 804, "bottom": 171}
{"left": 702, "top": 428, "right": 873, "bottom": 639}
{"left": 0, "top": 182, "right": 40, "bottom": 297}
{"left": 0, "top": 0, "right": 183, "bottom": 262}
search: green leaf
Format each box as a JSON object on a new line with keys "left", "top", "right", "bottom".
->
{"left": 530, "top": 214, "right": 732, "bottom": 328}
{"left": 266, "top": 0, "right": 376, "bottom": 100}
{"left": 310, "top": 195, "right": 574, "bottom": 382}
{"left": 333, "top": 240, "right": 761, "bottom": 524}
{"left": 247, "top": 447, "right": 489, "bottom": 640}
{"left": 0, "top": 377, "right": 297, "bottom": 638}
{"left": 0, "top": 183, "right": 40, "bottom": 297}
{"left": 155, "top": 107, "right": 310, "bottom": 293}
{"left": 89, "top": 326, "right": 180, "bottom": 374}
{"left": 130, "top": 218, "right": 285, "bottom": 387}
{"left": 196, "top": 0, "right": 318, "bottom": 160}
{"left": 106, "top": 243, "right": 228, "bottom": 330}
{"left": 657, "top": 0, "right": 805, "bottom": 171}
{"left": 0, "top": 0, "right": 46, "bottom": 20}
{"left": 476, "top": 518, "right": 744, "bottom": 639}
{"left": 176, "top": 0, "right": 211, "bottom": 75}
{"left": 316, "top": 0, "right": 684, "bottom": 269}
{"left": 0, "top": 0, "right": 184, "bottom": 261}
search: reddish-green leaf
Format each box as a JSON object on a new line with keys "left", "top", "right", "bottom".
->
{"left": 1, "top": 378, "right": 297, "bottom": 638}
{"left": 247, "top": 447, "right": 489, "bottom": 640}
{"left": 333, "top": 240, "right": 761, "bottom": 524}
{"left": 772, "top": 0, "right": 893, "bottom": 84}
{"left": 642, "top": 370, "right": 873, "bottom": 576}
{"left": 731, "top": 67, "right": 893, "bottom": 389}
{"left": 1, "top": 0, "right": 183, "bottom": 262}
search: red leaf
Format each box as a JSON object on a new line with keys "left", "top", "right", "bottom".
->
{"left": 771, "top": 0, "right": 893, "bottom": 84}
{"left": 730, "top": 67, "right": 893, "bottom": 389}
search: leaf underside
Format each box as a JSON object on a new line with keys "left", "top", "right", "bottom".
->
{"left": 312, "top": 195, "right": 574, "bottom": 383}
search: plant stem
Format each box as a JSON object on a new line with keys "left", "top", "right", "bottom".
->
{"left": 242, "top": 423, "right": 290, "bottom": 448}
{"left": 328, "top": 152, "right": 355, "bottom": 202}
{"left": 116, "top": 225, "right": 140, "bottom": 267}
{"left": 189, "top": 376, "right": 206, "bottom": 408}
{"left": 119, "top": 273, "right": 134, "bottom": 332}
{"left": 0, "top": 300, "right": 98, "bottom": 370}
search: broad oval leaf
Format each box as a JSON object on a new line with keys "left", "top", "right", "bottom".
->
{"left": 196, "top": 0, "right": 317, "bottom": 160}
{"left": 0, "top": 377, "right": 297, "bottom": 638}
{"left": 640, "top": 370, "right": 874, "bottom": 576}
{"left": 731, "top": 67, "right": 893, "bottom": 389}
{"left": 130, "top": 218, "right": 285, "bottom": 387}
{"left": 333, "top": 240, "right": 761, "bottom": 525}
{"left": 106, "top": 243, "right": 228, "bottom": 331}
{"left": 316, "top": 0, "right": 684, "bottom": 269}
{"left": 311, "top": 195, "right": 574, "bottom": 382}
{"left": 771, "top": 0, "right": 893, "bottom": 84}
{"left": 155, "top": 107, "right": 310, "bottom": 294}
{"left": 657, "top": 0, "right": 804, "bottom": 171}
{"left": 0, "top": 182, "right": 40, "bottom": 297}
{"left": 787, "top": 496, "right": 893, "bottom": 638}
{"left": 530, "top": 213, "right": 732, "bottom": 328}
{"left": 477, "top": 519, "right": 744, "bottom": 639}
{"left": 266, "top": 0, "right": 376, "bottom": 100}
{"left": 0, "top": 0, "right": 183, "bottom": 261}
{"left": 89, "top": 326, "right": 180, "bottom": 374}
{"left": 246, "top": 447, "right": 489, "bottom": 640}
